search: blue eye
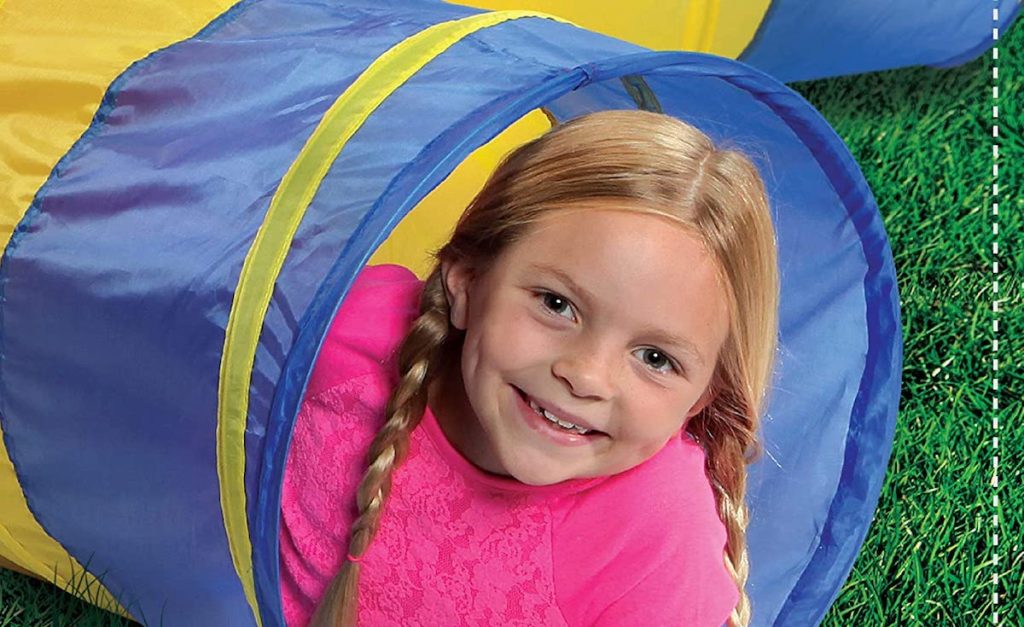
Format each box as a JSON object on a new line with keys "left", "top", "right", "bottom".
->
{"left": 539, "top": 292, "right": 576, "bottom": 321}
{"left": 634, "top": 347, "right": 678, "bottom": 375}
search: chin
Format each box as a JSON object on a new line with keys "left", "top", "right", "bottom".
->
{"left": 507, "top": 462, "right": 585, "bottom": 487}
{"left": 512, "top": 472, "right": 563, "bottom": 487}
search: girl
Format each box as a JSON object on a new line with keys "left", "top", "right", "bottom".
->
{"left": 280, "top": 109, "right": 779, "bottom": 626}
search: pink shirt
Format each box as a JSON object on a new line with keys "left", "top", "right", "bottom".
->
{"left": 280, "top": 264, "right": 738, "bottom": 626}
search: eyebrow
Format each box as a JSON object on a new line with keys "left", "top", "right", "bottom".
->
{"left": 526, "top": 262, "right": 707, "bottom": 367}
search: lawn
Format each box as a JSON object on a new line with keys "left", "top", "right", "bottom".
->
{"left": 801, "top": 14, "right": 1023, "bottom": 627}
{"left": 1, "top": 14, "right": 1021, "bottom": 627}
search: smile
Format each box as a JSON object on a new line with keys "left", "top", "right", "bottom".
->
{"left": 527, "top": 398, "right": 593, "bottom": 434}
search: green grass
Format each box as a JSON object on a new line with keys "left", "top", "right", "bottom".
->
{"left": 0, "top": 563, "right": 136, "bottom": 627}
{"left": 792, "top": 19, "right": 1023, "bottom": 627}
{"left": 2, "top": 18, "right": 1022, "bottom": 627}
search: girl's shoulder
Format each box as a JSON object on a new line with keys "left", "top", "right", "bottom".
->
{"left": 305, "top": 264, "right": 423, "bottom": 399}
{"left": 555, "top": 433, "right": 722, "bottom": 537}
{"left": 551, "top": 435, "right": 738, "bottom": 626}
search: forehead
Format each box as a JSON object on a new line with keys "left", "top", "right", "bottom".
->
{"left": 499, "top": 207, "right": 731, "bottom": 357}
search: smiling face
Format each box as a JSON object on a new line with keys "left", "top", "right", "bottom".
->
{"left": 429, "top": 202, "right": 732, "bottom": 486}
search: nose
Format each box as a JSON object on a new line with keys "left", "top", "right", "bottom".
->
{"left": 551, "top": 337, "right": 617, "bottom": 400}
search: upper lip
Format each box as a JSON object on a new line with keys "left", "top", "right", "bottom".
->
{"left": 520, "top": 388, "right": 606, "bottom": 434}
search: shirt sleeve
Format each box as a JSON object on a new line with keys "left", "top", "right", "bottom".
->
{"left": 305, "top": 263, "right": 421, "bottom": 398}
{"left": 280, "top": 264, "right": 422, "bottom": 627}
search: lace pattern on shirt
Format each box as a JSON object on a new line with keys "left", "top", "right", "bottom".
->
{"left": 280, "top": 370, "right": 569, "bottom": 627}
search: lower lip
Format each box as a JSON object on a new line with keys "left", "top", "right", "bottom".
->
{"left": 513, "top": 387, "right": 604, "bottom": 447}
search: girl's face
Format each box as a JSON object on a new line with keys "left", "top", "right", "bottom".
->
{"left": 432, "top": 203, "right": 731, "bottom": 486}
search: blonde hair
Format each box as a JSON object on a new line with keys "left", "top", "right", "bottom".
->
{"left": 309, "top": 109, "right": 779, "bottom": 627}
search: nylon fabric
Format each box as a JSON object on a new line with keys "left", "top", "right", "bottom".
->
{"left": 0, "top": 1, "right": 338, "bottom": 623}
{"left": 252, "top": 19, "right": 646, "bottom": 623}
{"left": 0, "top": 1, "right": 901, "bottom": 624}
{"left": 218, "top": 9, "right": 569, "bottom": 626}
{"left": 0, "top": 515, "right": 44, "bottom": 581}
{"left": 710, "top": 0, "right": 772, "bottom": 58}
{"left": 740, "top": 0, "right": 1019, "bottom": 81}
{"left": 458, "top": 0, "right": 1014, "bottom": 80}
{"left": 256, "top": 44, "right": 899, "bottom": 627}
{"left": 680, "top": 0, "right": 718, "bottom": 52}
{"left": 0, "top": 552, "right": 32, "bottom": 577}
{"left": 366, "top": 109, "right": 552, "bottom": 278}
{"left": 454, "top": 0, "right": 770, "bottom": 57}
{"left": 0, "top": 0, "right": 236, "bottom": 257}
{"left": 931, "top": 0, "right": 1021, "bottom": 69}
{"left": 0, "top": 0, "right": 234, "bottom": 617}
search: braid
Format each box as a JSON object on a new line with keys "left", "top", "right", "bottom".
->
{"left": 714, "top": 437, "right": 753, "bottom": 627}
{"left": 687, "top": 379, "right": 762, "bottom": 627}
{"left": 308, "top": 270, "right": 451, "bottom": 627}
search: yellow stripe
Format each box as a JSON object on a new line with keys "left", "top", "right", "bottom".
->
{"left": 217, "top": 10, "right": 569, "bottom": 624}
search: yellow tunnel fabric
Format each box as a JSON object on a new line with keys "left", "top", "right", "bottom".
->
{"left": 366, "top": 109, "right": 552, "bottom": 278}
{"left": 0, "top": 0, "right": 235, "bottom": 617}
{"left": 217, "top": 11, "right": 569, "bottom": 625}
{"left": 453, "top": 0, "right": 773, "bottom": 57}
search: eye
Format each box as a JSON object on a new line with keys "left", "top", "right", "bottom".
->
{"left": 633, "top": 347, "right": 679, "bottom": 375}
{"left": 538, "top": 291, "right": 577, "bottom": 321}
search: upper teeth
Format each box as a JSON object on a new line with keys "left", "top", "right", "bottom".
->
{"left": 529, "top": 399, "right": 591, "bottom": 434}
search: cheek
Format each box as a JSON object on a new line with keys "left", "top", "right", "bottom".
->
{"left": 619, "top": 387, "right": 692, "bottom": 441}
{"left": 479, "top": 307, "right": 556, "bottom": 366}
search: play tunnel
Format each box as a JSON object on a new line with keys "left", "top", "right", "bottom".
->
{"left": 460, "top": 0, "right": 1020, "bottom": 82}
{"left": 0, "top": 1, "right": 902, "bottom": 625}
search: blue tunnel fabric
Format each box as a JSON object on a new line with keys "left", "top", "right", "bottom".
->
{"left": 741, "top": 0, "right": 1021, "bottom": 82}
{"left": 0, "top": 0, "right": 901, "bottom": 625}
{"left": 0, "top": 1, "right": 485, "bottom": 623}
